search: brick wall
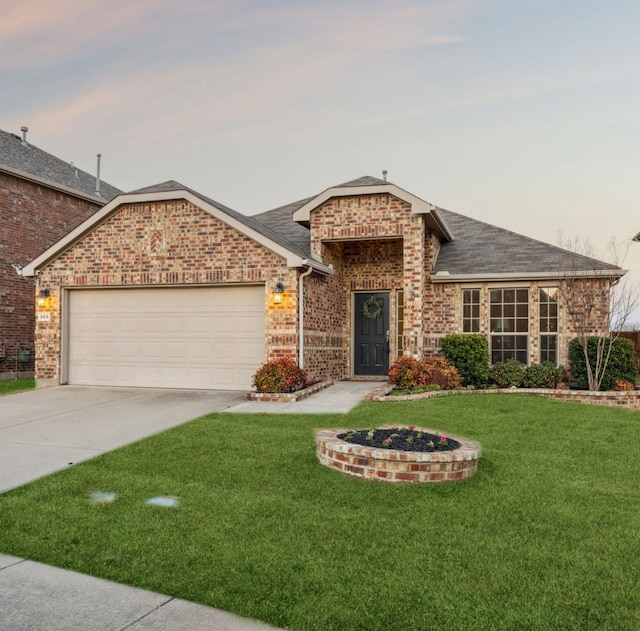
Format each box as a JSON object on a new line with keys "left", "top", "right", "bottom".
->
{"left": 35, "top": 200, "right": 294, "bottom": 383}
{"left": 0, "top": 171, "right": 103, "bottom": 378}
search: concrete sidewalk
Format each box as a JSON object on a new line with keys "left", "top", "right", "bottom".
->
{"left": 224, "top": 379, "right": 382, "bottom": 414}
{"left": 1, "top": 380, "right": 382, "bottom": 631}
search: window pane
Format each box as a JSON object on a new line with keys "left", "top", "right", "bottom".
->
{"left": 516, "top": 303, "right": 528, "bottom": 317}
{"left": 516, "top": 289, "right": 528, "bottom": 302}
{"left": 504, "top": 289, "right": 514, "bottom": 303}
{"left": 490, "top": 290, "right": 501, "bottom": 303}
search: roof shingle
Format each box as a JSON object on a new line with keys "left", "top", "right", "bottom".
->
{"left": 0, "top": 128, "right": 122, "bottom": 201}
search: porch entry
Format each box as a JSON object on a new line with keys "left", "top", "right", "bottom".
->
{"left": 353, "top": 292, "right": 390, "bottom": 376}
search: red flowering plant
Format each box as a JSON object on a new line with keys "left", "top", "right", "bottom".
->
{"left": 388, "top": 355, "right": 461, "bottom": 391}
{"left": 613, "top": 379, "right": 635, "bottom": 392}
{"left": 252, "top": 358, "right": 308, "bottom": 393}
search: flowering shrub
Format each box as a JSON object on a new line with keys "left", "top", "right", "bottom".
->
{"left": 252, "top": 358, "right": 308, "bottom": 393}
{"left": 388, "top": 355, "right": 461, "bottom": 390}
{"left": 613, "top": 379, "right": 635, "bottom": 392}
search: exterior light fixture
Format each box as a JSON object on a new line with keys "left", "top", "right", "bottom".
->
{"left": 273, "top": 282, "right": 284, "bottom": 304}
{"left": 37, "top": 288, "right": 51, "bottom": 308}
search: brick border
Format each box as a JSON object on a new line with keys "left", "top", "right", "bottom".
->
{"left": 365, "top": 383, "right": 640, "bottom": 410}
{"left": 246, "top": 380, "right": 333, "bottom": 402}
{"left": 316, "top": 427, "right": 480, "bottom": 483}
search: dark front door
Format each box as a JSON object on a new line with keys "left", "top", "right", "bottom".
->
{"left": 354, "top": 292, "right": 390, "bottom": 376}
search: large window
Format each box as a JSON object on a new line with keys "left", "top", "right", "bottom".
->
{"left": 490, "top": 288, "right": 529, "bottom": 364}
{"left": 462, "top": 289, "right": 480, "bottom": 332}
{"left": 539, "top": 287, "right": 558, "bottom": 364}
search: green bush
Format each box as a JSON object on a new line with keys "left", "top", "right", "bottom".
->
{"left": 440, "top": 334, "right": 490, "bottom": 387}
{"left": 388, "top": 356, "right": 461, "bottom": 390}
{"left": 522, "top": 362, "right": 567, "bottom": 389}
{"left": 252, "top": 358, "right": 308, "bottom": 393}
{"left": 490, "top": 360, "right": 527, "bottom": 388}
{"left": 569, "top": 337, "right": 637, "bottom": 391}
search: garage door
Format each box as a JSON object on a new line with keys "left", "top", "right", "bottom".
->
{"left": 66, "top": 286, "right": 265, "bottom": 390}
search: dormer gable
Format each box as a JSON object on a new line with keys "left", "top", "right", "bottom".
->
{"left": 292, "top": 176, "right": 453, "bottom": 242}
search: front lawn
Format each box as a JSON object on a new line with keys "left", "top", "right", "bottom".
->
{"left": 0, "top": 377, "right": 35, "bottom": 396}
{"left": 1, "top": 395, "right": 639, "bottom": 630}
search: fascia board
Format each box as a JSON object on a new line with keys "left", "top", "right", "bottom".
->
{"left": 22, "top": 189, "right": 306, "bottom": 276}
{"left": 430, "top": 269, "right": 627, "bottom": 283}
{"left": 0, "top": 164, "right": 109, "bottom": 204}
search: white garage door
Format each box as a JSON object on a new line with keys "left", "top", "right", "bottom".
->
{"left": 66, "top": 286, "right": 265, "bottom": 390}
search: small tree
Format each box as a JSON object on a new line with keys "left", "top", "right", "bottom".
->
{"left": 557, "top": 236, "right": 638, "bottom": 391}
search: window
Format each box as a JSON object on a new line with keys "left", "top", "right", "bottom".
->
{"left": 539, "top": 287, "right": 558, "bottom": 364}
{"left": 396, "top": 290, "right": 404, "bottom": 357}
{"left": 490, "top": 288, "right": 529, "bottom": 364}
{"left": 462, "top": 289, "right": 480, "bottom": 332}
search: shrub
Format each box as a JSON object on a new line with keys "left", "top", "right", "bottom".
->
{"left": 614, "top": 379, "right": 634, "bottom": 392}
{"left": 388, "top": 356, "right": 461, "bottom": 390}
{"left": 422, "top": 356, "right": 462, "bottom": 389}
{"left": 252, "top": 358, "right": 307, "bottom": 393}
{"left": 490, "top": 360, "right": 527, "bottom": 388}
{"left": 440, "top": 334, "right": 490, "bottom": 387}
{"left": 388, "top": 356, "right": 424, "bottom": 390}
{"left": 522, "top": 362, "right": 567, "bottom": 389}
{"left": 568, "top": 337, "right": 637, "bottom": 391}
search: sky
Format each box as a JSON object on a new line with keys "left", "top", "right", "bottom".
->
{"left": 2, "top": 0, "right": 639, "bottom": 323}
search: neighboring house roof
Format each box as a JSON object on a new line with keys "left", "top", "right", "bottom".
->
{"left": 432, "top": 208, "right": 623, "bottom": 281}
{"left": 21, "top": 181, "right": 333, "bottom": 277}
{"left": 0, "top": 127, "right": 122, "bottom": 202}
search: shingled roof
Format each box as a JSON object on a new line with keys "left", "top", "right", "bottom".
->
{"left": 253, "top": 176, "right": 622, "bottom": 279}
{"left": 434, "top": 208, "right": 621, "bottom": 277}
{"left": 0, "top": 127, "right": 122, "bottom": 201}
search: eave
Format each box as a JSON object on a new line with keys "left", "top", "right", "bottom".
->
{"left": 0, "top": 164, "right": 108, "bottom": 205}
{"left": 430, "top": 269, "right": 627, "bottom": 283}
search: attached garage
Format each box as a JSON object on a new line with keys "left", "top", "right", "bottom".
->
{"left": 65, "top": 285, "right": 265, "bottom": 390}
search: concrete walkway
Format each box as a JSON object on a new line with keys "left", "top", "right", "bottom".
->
{"left": 0, "top": 380, "right": 381, "bottom": 631}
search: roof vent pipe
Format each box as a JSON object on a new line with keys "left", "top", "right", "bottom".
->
{"left": 95, "top": 153, "right": 102, "bottom": 197}
{"left": 382, "top": 169, "right": 388, "bottom": 181}
{"left": 20, "top": 126, "right": 29, "bottom": 146}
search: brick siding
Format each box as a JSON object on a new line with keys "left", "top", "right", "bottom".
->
{"left": 0, "top": 171, "right": 103, "bottom": 378}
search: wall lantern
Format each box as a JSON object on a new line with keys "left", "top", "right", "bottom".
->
{"left": 37, "top": 288, "right": 51, "bottom": 309}
{"left": 272, "top": 282, "right": 285, "bottom": 304}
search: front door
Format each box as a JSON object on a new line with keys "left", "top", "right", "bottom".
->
{"left": 354, "top": 292, "right": 390, "bottom": 376}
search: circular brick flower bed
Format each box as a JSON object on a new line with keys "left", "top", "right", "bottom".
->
{"left": 316, "top": 426, "right": 480, "bottom": 483}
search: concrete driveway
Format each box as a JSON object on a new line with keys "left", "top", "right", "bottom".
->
{"left": 0, "top": 386, "right": 245, "bottom": 493}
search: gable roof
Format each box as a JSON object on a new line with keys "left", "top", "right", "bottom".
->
{"left": 255, "top": 177, "right": 623, "bottom": 281}
{"left": 289, "top": 176, "right": 453, "bottom": 241}
{"left": 21, "top": 181, "right": 333, "bottom": 277}
{"left": 0, "top": 127, "right": 122, "bottom": 202}
{"left": 432, "top": 208, "right": 623, "bottom": 281}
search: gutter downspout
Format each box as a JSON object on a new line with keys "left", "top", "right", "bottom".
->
{"left": 298, "top": 265, "right": 314, "bottom": 369}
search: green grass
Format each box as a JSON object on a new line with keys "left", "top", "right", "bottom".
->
{"left": 0, "top": 377, "right": 35, "bottom": 396}
{"left": 1, "top": 395, "right": 640, "bottom": 630}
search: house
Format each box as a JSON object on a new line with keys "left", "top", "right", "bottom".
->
{"left": 0, "top": 127, "right": 122, "bottom": 379}
{"left": 21, "top": 176, "right": 623, "bottom": 390}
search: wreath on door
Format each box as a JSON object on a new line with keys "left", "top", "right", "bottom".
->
{"left": 361, "top": 295, "right": 382, "bottom": 320}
